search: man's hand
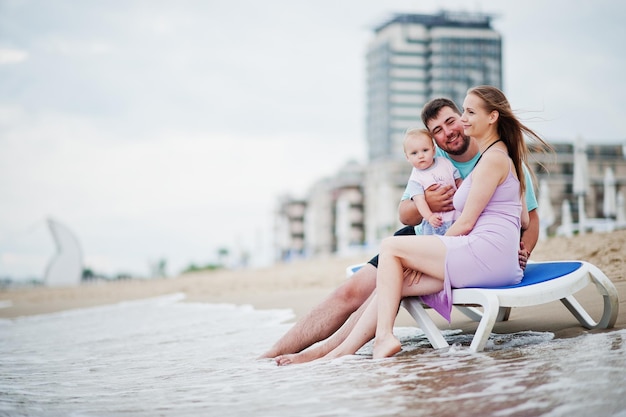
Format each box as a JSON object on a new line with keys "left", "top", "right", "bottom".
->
{"left": 518, "top": 241, "right": 530, "bottom": 271}
{"left": 425, "top": 184, "right": 455, "bottom": 212}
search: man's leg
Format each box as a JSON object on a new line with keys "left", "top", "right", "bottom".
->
{"left": 275, "top": 292, "right": 376, "bottom": 365}
{"left": 259, "top": 263, "right": 377, "bottom": 358}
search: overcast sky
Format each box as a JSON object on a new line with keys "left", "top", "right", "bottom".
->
{"left": 1, "top": 0, "right": 625, "bottom": 279}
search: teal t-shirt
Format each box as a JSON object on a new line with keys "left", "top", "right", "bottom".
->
{"left": 402, "top": 147, "right": 538, "bottom": 234}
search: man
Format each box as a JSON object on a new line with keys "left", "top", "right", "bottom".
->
{"left": 260, "top": 98, "right": 539, "bottom": 362}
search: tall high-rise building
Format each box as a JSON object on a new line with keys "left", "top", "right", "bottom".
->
{"left": 363, "top": 11, "right": 503, "bottom": 243}
{"left": 272, "top": 10, "right": 625, "bottom": 261}
{"left": 366, "top": 11, "right": 502, "bottom": 161}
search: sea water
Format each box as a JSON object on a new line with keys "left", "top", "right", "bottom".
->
{"left": 1, "top": 294, "right": 625, "bottom": 417}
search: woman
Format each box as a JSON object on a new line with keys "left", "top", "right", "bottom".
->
{"left": 325, "top": 85, "right": 549, "bottom": 359}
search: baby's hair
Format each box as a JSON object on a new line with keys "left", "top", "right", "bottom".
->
{"left": 403, "top": 127, "right": 434, "bottom": 152}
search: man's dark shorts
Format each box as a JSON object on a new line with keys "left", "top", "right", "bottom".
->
{"left": 367, "top": 225, "right": 416, "bottom": 268}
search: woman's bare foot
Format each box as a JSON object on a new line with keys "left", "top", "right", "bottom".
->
{"left": 372, "top": 335, "right": 401, "bottom": 359}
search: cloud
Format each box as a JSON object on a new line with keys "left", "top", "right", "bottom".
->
{"left": 0, "top": 106, "right": 362, "bottom": 277}
{"left": 0, "top": 47, "right": 28, "bottom": 64}
{"left": 1, "top": 0, "right": 625, "bottom": 279}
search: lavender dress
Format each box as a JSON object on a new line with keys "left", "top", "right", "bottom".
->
{"left": 420, "top": 153, "right": 524, "bottom": 321}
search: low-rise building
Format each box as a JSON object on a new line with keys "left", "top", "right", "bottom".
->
{"left": 273, "top": 139, "right": 626, "bottom": 261}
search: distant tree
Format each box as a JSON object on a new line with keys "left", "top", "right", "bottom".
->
{"left": 149, "top": 258, "right": 168, "bottom": 278}
{"left": 184, "top": 263, "right": 200, "bottom": 273}
{"left": 82, "top": 268, "right": 95, "bottom": 281}
{"left": 181, "top": 262, "right": 223, "bottom": 274}
{"left": 115, "top": 273, "right": 132, "bottom": 280}
{"left": 217, "top": 247, "right": 229, "bottom": 266}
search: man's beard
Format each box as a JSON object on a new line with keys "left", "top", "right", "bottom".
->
{"left": 442, "top": 134, "right": 471, "bottom": 156}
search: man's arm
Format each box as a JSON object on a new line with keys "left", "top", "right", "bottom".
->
{"left": 398, "top": 198, "right": 422, "bottom": 226}
{"left": 522, "top": 208, "right": 539, "bottom": 252}
{"left": 518, "top": 164, "right": 539, "bottom": 269}
{"left": 519, "top": 209, "right": 539, "bottom": 270}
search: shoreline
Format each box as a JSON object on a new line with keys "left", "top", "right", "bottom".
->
{"left": 1, "top": 230, "right": 625, "bottom": 340}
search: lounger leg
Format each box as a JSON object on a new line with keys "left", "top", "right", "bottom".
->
{"left": 401, "top": 298, "right": 449, "bottom": 350}
{"left": 560, "top": 295, "right": 596, "bottom": 328}
{"left": 455, "top": 306, "right": 511, "bottom": 322}
{"left": 560, "top": 262, "right": 619, "bottom": 329}
{"left": 455, "top": 306, "right": 483, "bottom": 322}
{"left": 497, "top": 307, "right": 512, "bottom": 321}
{"left": 587, "top": 262, "right": 619, "bottom": 329}
{"left": 467, "top": 292, "right": 501, "bottom": 352}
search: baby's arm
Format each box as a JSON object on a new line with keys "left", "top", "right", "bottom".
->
{"left": 413, "top": 194, "right": 443, "bottom": 227}
{"left": 407, "top": 179, "right": 443, "bottom": 226}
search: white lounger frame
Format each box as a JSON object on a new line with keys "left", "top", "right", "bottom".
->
{"left": 347, "top": 261, "right": 619, "bottom": 352}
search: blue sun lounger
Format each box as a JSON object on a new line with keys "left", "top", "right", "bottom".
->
{"left": 346, "top": 260, "right": 619, "bottom": 352}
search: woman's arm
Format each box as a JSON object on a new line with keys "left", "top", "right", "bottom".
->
{"left": 445, "top": 151, "right": 509, "bottom": 236}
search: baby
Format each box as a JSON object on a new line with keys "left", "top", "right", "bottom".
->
{"left": 404, "top": 128, "right": 462, "bottom": 235}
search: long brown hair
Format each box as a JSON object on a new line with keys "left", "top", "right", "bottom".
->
{"left": 466, "top": 85, "right": 551, "bottom": 195}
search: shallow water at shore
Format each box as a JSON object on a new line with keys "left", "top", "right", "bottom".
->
{"left": 1, "top": 294, "right": 625, "bottom": 417}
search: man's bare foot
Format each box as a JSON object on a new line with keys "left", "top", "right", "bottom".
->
{"left": 372, "top": 336, "right": 401, "bottom": 359}
{"left": 258, "top": 347, "right": 281, "bottom": 359}
{"left": 275, "top": 349, "right": 322, "bottom": 366}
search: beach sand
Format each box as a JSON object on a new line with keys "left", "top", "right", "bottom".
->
{"left": 2, "top": 230, "right": 625, "bottom": 341}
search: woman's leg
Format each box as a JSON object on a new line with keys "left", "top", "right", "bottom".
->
{"left": 323, "top": 291, "right": 380, "bottom": 359}
{"left": 275, "top": 292, "right": 377, "bottom": 365}
{"left": 314, "top": 235, "right": 447, "bottom": 361}
{"left": 373, "top": 235, "right": 447, "bottom": 359}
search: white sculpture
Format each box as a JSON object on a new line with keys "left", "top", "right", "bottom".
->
{"left": 44, "top": 218, "right": 83, "bottom": 287}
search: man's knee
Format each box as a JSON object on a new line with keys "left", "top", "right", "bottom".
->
{"left": 380, "top": 236, "right": 395, "bottom": 252}
{"left": 368, "top": 227, "right": 414, "bottom": 268}
{"left": 333, "top": 265, "right": 376, "bottom": 309}
{"left": 380, "top": 226, "right": 415, "bottom": 254}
